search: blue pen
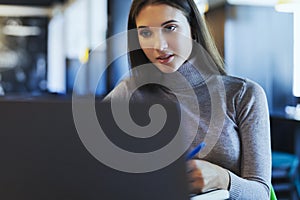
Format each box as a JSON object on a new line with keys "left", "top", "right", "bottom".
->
{"left": 187, "top": 142, "right": 206, "bottom": 160}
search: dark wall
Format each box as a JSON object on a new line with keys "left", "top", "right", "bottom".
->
{"left": 225, "top": 5, "right": 295, "bottom": 114}
{"left": 107, "top": 0, "right": 131, "bottom": 92}
{"left": 206, "top": 5, "right": 226, "bottom": 58}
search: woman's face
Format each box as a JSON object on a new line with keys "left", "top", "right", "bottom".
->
{"left": 135, "top": 4, "right": 193, "bottom": 73}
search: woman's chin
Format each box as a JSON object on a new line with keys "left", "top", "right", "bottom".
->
{"left": 155, "top": 64, "right": 180, "bottom": 73}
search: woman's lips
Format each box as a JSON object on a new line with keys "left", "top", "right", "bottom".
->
{"left": 157, "top": 54, "right": 175, "bottom": 64}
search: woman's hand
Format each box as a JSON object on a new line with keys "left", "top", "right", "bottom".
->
{"left": 186, "top": 159, "right": 230, "bottom": 194}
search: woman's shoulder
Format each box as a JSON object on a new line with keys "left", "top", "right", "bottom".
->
{"left": 219, "top": 75, "right": 266, "bottom": 99}
{"left": 220, "top": 74, "right": 255, "bottom": 85}
{"left": 219, "top": 75, "right": 263, "bottom": 90}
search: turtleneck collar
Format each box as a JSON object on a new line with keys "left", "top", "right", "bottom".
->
{"left": 131, "top": 45, "right": 221, "bottom": 92}
{"left": 159, "top": 47, "right": 220, "bottom": 91}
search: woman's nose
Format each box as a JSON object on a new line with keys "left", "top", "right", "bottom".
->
{"left": 154, "top": 33, "right": 168, "bottom": 51}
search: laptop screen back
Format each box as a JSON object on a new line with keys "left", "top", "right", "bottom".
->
{"left": 0, "top": 99, "right": 189, "bottom": 200}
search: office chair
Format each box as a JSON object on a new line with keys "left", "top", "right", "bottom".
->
{"left": 272, "top": 151, "right": 300, "bottom": 200}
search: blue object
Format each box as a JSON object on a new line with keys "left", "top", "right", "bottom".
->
{"left": 187, "top": 142, "right": 206, "bottom": 160}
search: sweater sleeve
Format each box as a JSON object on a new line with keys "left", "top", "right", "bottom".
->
{"left": 229, "top": 79, "right": 271, "bottom": 199}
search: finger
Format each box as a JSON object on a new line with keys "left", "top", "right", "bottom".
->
{"left": 187, "top": 164, "right": 202, "bottom": 187}
{"left": 186, "top": 160, "right": 197, "bottom": 173}
{"left": 187, "top": 170, "right": 196, "bottom": 183}
{"left": 188, "top": 180, "right": 203, "bottom": 194}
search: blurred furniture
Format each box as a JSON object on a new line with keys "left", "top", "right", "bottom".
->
{"left": 271, "top": 185, "right": 278, "bottom": 200}
{"left": 0, "top": 73, "right": 4, "bottom": 95}
{"left": 272, "top": 151, "right": 300, "bottom": 199}
{"left": 271, "top": 114, "right": 300, "bottom": 162}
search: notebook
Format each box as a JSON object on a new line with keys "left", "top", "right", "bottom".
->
{"left": 190, "top": 189, "right": 230, "bottom": 200}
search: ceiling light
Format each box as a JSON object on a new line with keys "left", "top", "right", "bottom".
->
{"left": 275, "top": 0, "right": 300, "bottom": 12}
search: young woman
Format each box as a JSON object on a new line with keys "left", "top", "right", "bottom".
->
{"left": 105, "top": 0, "right": 271, "bottom": 199}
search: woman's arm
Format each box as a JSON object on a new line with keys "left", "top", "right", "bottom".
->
{"left": 229, "top": 80, "right": 271, "bottom": 199}
{"left": 187, "top": 79, "right": 271, "bottom": 200}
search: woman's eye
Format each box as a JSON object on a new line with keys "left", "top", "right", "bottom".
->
{"left": 163, "top": 25, "right": 177, "bottom": 32}
{"left": 139, "top": 29, "right": 152, "bottom": 38}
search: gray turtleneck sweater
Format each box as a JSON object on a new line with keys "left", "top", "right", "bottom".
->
{"left": 104, "top": 59, "right": 271, "bottom": 199}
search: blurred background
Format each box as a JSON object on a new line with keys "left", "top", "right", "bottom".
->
{"left": 0, "top": 0, "right": 298, "bottom": 111}
{"left": 0, "top": 0, "right": 300, "bottom": 199}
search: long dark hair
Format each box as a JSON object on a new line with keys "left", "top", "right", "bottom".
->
{"left": 127, "top": 0, "right": 226, "bottom": 75}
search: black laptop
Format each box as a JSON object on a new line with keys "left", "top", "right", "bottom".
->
{"left": 0, "top": 97, "right": 189, "bottom": 200}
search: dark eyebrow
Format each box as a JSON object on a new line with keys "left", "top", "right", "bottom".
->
{"left": 137, "top": 26, "right": 148, "bottom": 29}
{"left": 161, "top": 20, "right": 178, "bottom": 26}
{"left": 137, "top": 20, "right": 178, "bottom": 29}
